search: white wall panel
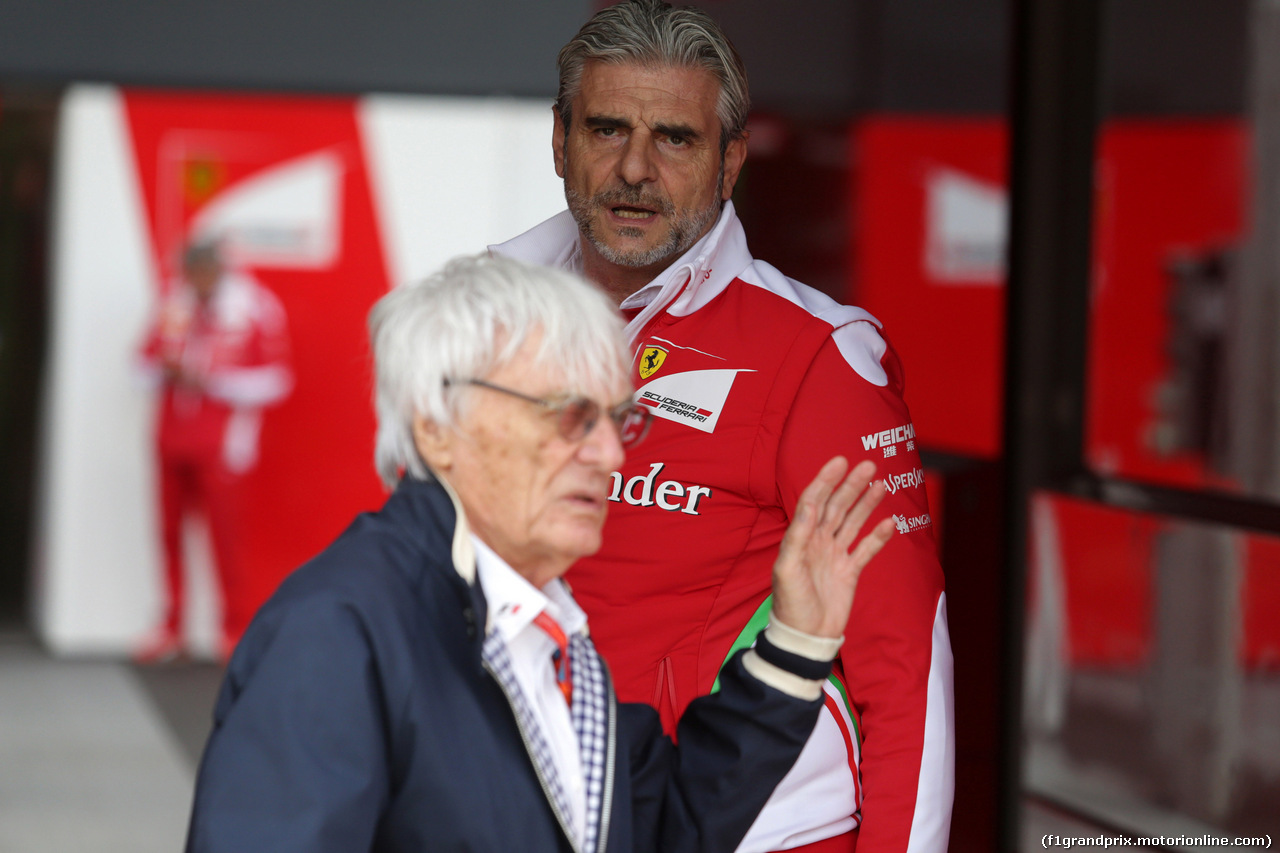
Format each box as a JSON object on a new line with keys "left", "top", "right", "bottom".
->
{"left": 37, "top": 85, "right": 170, "bottom": 654}
{"left": 358, "top": 94, "right": 566, "bottom": 289}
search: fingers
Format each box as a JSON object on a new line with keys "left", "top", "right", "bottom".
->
{"left": 772, "top": 457, "right": 897, "bottom": 637}
{"left": 812, "top": 458, "right": 879, "bottom": 541}
{"left": 849, "top": 516, "right": 896, "bottom": 573}
{"left": 820, "top": 460, "right": 866, "bottom": 528}
{"left": 776, "top": 457, "right": 845, "bottom": 581}
{"left": 834, "top": 473, "right": 887, "bottom": 554}
{"left": 798, "top": 456, "right": 848, "bottom": 521}
{"left": 795, "top": 457, "right": 891, "bottom": 564}
{"left": 789, "top": 456, "right": 847, "bottom": 540}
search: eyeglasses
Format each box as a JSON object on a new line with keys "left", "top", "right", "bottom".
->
{"left": 445, "top": 378, "right": 652, "bottom": 449}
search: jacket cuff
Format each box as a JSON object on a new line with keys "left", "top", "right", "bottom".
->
{"left": 741, "top": 617, "right": 842, "bottom": 701}
{"left": 766, "top": 616, "right": 844, "bottom": 660}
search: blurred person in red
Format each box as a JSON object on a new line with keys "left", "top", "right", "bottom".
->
{"left": 135, "top": 239, "right": 292, "bottom": 663}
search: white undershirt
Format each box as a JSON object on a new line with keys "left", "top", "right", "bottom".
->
{"left": 472, "top": 536, "right": 588, "bottom": 844}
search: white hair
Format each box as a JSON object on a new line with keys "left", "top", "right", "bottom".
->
{"left": 368, "top": 253, "right": 630, "bottom": 489}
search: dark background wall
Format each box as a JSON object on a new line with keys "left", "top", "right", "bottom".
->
{"left": 0, "top": 0, "right": 592, "bottom": 97}
{"left": 0, "top": 0, "right": 1251, "bottom": 115}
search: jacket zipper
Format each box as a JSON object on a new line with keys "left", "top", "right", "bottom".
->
{"left": 596, "top": 659, "right": 618, "bottom": 853}
{"left": 481, "top": 658, "right": 582, "bottom": 853}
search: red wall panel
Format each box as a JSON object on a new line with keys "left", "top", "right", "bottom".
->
{"left": 124, "top": 90, "right": 390, "bottom": 617}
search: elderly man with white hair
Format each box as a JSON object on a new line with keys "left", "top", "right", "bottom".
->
{"left": 184, "top": 254, "right": 894, "bottom": 853}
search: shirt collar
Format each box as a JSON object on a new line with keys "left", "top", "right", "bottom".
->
{"left": 471, "top": 535, "right": 587, "bottom": 644}
{"left": 615, "top": 206, "right": 728, "bottom": 314}
{"left": 428, "top": 472, "right": 477, "bottom": 586}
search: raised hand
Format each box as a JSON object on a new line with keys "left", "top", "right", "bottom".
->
{"left": 770, "top": 457, "right": 895, "bottom": 639}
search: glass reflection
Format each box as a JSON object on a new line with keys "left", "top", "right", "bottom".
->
{"left": 1024, "top": 493, "right": 1280, "bottom": 840}
{"left": 1083, "top": 0, "right": 1280, "bottom": 505}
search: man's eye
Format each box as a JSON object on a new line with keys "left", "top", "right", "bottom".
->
{"left": 668, "top": 136, "right": 687, "bottom": 147}
{"left": 597, "top": 127, "right": 617, "bottom": 137}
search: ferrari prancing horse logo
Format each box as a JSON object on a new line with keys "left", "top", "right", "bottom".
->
{"left": 639, "top": 345, "right": 668, "bottom": 380}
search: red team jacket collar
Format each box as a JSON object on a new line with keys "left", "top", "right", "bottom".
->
{"left": 490, "top": 201, "right": 752, "bottom": 347}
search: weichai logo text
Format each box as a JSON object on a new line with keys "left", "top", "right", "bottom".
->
{"left": 639, "top": 390, "right": 714, "bottom": 423}
{"left": 861, "top": 423, "right": 916, "bottom": 450}
{"left": 607, "top": 462, "right": 713, "bottom": 515}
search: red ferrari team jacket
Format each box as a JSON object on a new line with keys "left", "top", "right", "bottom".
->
{"left": 493, "top": 202, "right": 955, "bottom": 853}
{"left": 138, "top": 270, "right": 292, "bottom": 473}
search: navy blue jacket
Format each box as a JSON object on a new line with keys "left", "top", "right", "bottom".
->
{"left": 185, "top": 477, "right": 823, "bottom": 853}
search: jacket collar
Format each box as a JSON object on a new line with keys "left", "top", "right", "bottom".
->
{"left": 435, "top": 473, "right": 477, "bottom": 586}
{"left": 488, "top": 209, "right": 582, "bottom": 271}
{"left": 387, "top": 475, "right": 490, "bottom": 631}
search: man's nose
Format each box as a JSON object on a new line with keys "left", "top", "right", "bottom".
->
{"left": 579, "top": 414, "right": 627, "bottom": 471}
{"left": 617, "top": 135, "right": 658, "bottom": 186}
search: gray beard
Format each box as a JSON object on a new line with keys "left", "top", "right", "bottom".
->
{"left": 565, "top": 166, "right": 724, "bottom": 270}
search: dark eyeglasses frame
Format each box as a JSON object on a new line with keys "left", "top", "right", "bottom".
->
{"left": 444, "top": 378, "right": 652, "bottom": 448}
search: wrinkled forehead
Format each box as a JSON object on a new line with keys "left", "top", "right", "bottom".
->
{"left": 488, "top": 325, "right": 632, "bottom": 403}
{"left": 578, "top": 60, "right": 721, "bottom": 115}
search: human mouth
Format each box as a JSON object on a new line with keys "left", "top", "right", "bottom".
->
{"left": 564, "top": 483, "right": 609, "bottom": 513}
{"left": 597, "top": 186, "right": 672, "bottom": 221}
{"left": 611, "top": 206, "right": 656, "bottom": 220}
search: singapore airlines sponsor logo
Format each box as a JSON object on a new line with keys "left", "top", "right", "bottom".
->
{"left": 639, "top": 345, "right": 668, "bottom": 379}
{"left": 635, "top": 368, "right": 753, "bottom": 433}
{"left": 607, "top": 462, "right": 713, "bottom": 515}
{"left": 894, "top": 513, "right": 933, "bottom": 534}
{"left": 883, "top": 467, "right": 925, "bottom": 495}
{"left": 861, "top": 423, "right": 917, "bottom": 459}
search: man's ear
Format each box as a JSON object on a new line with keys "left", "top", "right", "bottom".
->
{"left": 552, "top": 107, "right": 567, "bottom": 179}
{"left": 721, "top": 134, "right": 748, "bottom": 201}
{"left": 412, "top": 415, "right": 454, "bottom": 473}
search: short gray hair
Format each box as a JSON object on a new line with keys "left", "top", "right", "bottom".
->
{"left": 556, "top": 0, "right": 750, "bottom": 151}
{"left": 183, "top": 239, "right": 222, "bottom": 269}
{"left": 368, "top": 253, "right": 630, "bottom": 489}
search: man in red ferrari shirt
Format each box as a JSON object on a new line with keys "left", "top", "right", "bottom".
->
{"left": 491, "top": 2, "right": 954, "bottom": 850}
{"left": 136, "top": 240, "right": 292, "bottom": 663}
